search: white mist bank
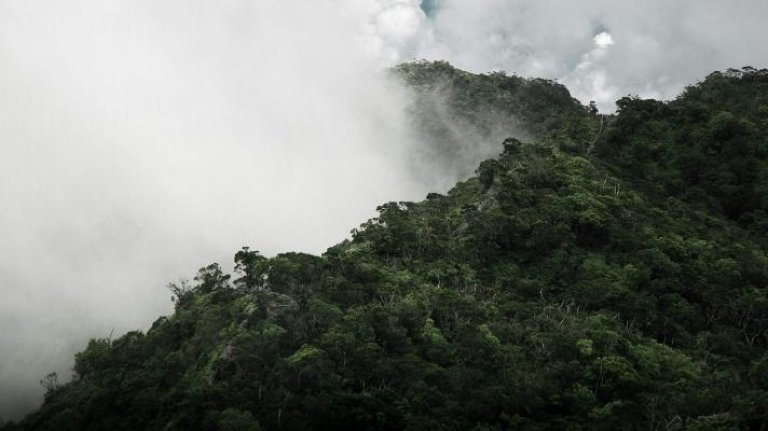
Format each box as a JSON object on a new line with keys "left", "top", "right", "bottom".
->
{"left": 0, "top": 1, "right": 446, "bottom": 420}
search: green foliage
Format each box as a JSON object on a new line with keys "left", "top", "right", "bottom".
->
{"left": 206, "top": 409, "right": 261, "bottom": 431}
{"left": 596, "top": 66, "right": 768, "bottom": 229}
{"left": 6, "top": 63, "right": 768, "bottom": 430}
{"left": 234, "top": 247, "right": 269, "bottom": 289}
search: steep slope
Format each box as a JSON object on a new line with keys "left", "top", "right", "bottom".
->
{"left": 3, "top": 65, "right": 767, "bottom": 431}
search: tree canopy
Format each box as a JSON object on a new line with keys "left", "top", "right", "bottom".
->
{"left": 4, "top": 63, "right": 768, "bottom": 431}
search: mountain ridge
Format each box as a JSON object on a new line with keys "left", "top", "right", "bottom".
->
{"left": 3, "top": 62, "right": 767, "bottom": 431}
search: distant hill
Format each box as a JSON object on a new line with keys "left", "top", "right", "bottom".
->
{"left": 4, "top": 63, "right": 767, "bottom": 431}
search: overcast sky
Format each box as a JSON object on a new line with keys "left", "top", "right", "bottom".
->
{"left": 1, "top": 0, "right": 766, "bottom": 421}
{"left": 359, "top": 0, "right": 768, "bottom": 110}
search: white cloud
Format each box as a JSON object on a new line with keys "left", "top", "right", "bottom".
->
{"left": 0, "top": 0, "right": 428, "bottom": 420}
{"left": 355, "top": 0, "right": 768, "bottom": 111}
{"left": 593, "top": 31, "right": 614, "bottom": 49}
{"left": 340, "top": 0, "right": 429, "bottom": 62}
{"left": 565, "top": 31, "right": 618, "bottom": 108}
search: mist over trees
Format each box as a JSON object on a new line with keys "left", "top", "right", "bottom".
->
{"left": 3, "top": 63, "right": 768, "bottom": 430}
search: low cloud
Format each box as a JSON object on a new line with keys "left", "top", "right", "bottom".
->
{"left": 0, "top": 0, "right": 437, "bottom": 420}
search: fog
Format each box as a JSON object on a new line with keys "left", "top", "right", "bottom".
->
{"left": 0, "top": 1, "right": 450, "bottom": 420}
{"left": 2, "top": 0, "right": 767, "bottom": 422}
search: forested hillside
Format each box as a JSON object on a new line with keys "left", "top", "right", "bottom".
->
{"left": 395, "top": 61, "right": 598, "bottom": 184}
{"left": 3, "top": 63, "right": 767, "bottom": 430}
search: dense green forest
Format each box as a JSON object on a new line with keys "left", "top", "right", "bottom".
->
{"left": 3, "top": 63, "right": 767, "bottom": 430}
